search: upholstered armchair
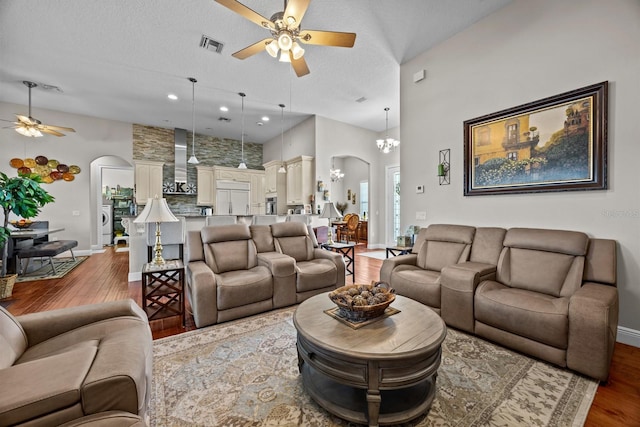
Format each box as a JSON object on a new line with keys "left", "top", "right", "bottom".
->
{"left": 379, "top": 224, "right": 476, "bottom": 314}
{"left": 0, "top": 299, "right": 152, "bottom": 426}
{"left": 473, "top": 228, "right": 618, "bottom": 381}
{"left": 185, "top": 224, "right": 277, "bottom": 328}
{"left": 270, "top": 222, "right": 345, "bottom": 302}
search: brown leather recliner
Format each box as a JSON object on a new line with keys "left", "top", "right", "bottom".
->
{"left": 270, "top": 221, "right": 346, "bottom": 302}
{"left": 379, "top": 224, "right": 476, "bottom": 314}
{"left": 0, "top": 300, "right": 152, "bottom": 426}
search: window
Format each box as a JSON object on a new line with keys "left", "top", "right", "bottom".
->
{"left": 507, "top": 123, "right": 518, "bottom": 143}
{"left": 507, "top": 152, "right": 518, "bottom": 161}
{"left": 359, "top": 181, "right": 368, "bottom": 218}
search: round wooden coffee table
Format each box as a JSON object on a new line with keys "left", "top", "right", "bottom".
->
{"left": 293, "top": 293, "right": 446, "bottom": 427}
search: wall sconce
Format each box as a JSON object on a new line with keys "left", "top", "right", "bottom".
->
{"left": 438, "top": 149, "right": 450, "bottom": 185}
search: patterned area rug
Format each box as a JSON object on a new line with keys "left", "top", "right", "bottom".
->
{"left": 150, "top": 307, "right": 597, "bottom": 426}
{"left": 15, "top": 256, "right": 88, "bottom": 282}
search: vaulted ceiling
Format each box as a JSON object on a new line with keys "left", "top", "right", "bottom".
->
{"left": 0, "top": 0, "right": 512, "bottom": 143}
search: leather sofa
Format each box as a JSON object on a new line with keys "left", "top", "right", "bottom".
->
{"left": 381, "top": 224, "right": 618, "bottom": 381}
{"left": 0, "top": 299, "right": 152, "bottom": 426}
{"left": 185, "top": 223, "right": 345, "bottom": 328}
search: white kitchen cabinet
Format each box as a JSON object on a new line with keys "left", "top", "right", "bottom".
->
{"left": 263, "top": 160, "right": 286, "bottom": 195}
{"left": 196, "top": 166, "right": 215, "bottom": 206}
{"left": 134, "top": 160, "right": 164, "bottom": 205}
{"left": 250, "top": 172, "right": 265, "bottom": 215}
{"left": 285, "top": 156, "right": 314, "bottom": 205}
{"left": 216, "top": 181, "right": 251, "bottom": 215}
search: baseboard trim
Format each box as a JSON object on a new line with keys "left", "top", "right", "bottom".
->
{"left": 617, "top": 326, "right": 640, "bottom": 348}
{"left": 128, "top": 272, "right": 141, "bottom": 282}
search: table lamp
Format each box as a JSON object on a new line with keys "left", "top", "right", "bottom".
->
{"left": 320, "top": 201, "right": 342, "bottom": 245}
{"left": 134, "top": 195, "right": 179, "bottom": 265}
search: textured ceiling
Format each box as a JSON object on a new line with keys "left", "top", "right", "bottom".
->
{"left": 0, "top": 0, "right": 512, "bottom": 143}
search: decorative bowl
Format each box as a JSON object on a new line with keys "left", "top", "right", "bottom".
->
{"left": 10, "top": 219, "right": 32, "bottom": 229}
{"left": 328, "top": 281, "right": 395, "bottom": 321}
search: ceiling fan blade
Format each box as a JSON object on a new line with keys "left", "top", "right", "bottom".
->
{"left": 215, "top": 0, "right": 275, "bottom": 30}
{"left": 232, "top": 38, "right": 272, "bottom": 60}
{"left": 0, "top": 118, "right": 18, "bottom": 123}
{"left": 299, "top": 30, "right": 356, "bottom": 47}
{"left": 16, "top": 115, "right": 36, "bottom": 125}
{"left": 290, "top": 53, "right": 310, "bottom": 77}
{"left": 283, "top": 0, "right": 310, "bottom": 29}
{"left": 39, "top": 128, "right": 65, "bottom": 137}
{"left": 39, "top": 124, "right": 76, "bottom": 132}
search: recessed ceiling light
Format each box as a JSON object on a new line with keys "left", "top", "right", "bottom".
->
{"left": 220, "top": 106, "right": 229, "bottom": 112}
{"left": 257, "top": 122, "right": 264, "bottom": 126}
{"left": 262, "top": 116, "right": 269, "bottom": 121}
{"left": 168, "top": 94, "right": 178, "bottom": 101}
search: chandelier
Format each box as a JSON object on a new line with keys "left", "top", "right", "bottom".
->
{"left": 376, "top": 107, "right": 400, "bottom": 154}
{"left": 330, "top": 158, "right": 344, "bottom": 182}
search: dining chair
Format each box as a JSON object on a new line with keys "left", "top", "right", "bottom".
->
{"left": 336, "top": 213, "right": 352, "bottom": 242}
{"left": 345, "top": 214, "right": 360, "bottom": 243}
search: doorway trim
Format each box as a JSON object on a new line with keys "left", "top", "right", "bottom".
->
{"left": 385, "top": 164, "right": 400, "bottom": 245}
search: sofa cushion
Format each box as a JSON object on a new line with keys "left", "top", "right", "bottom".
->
{"left": 475, "top": 280, "right": 569, "bottom": 349}
{"left": 216, "top": 266, "right": 273, "bottom": 310}
{"left": 584, "top": 238, "right": 617, "bottom": 285}
{"left": 390, "top": 265, "right": 441, "bottom": 308}
{"left": 0, "top": 306, "right": 28, "bottom": 369}
{"left": 504, "top": 228, "right": 588, "bottom": 256}
{"left": 205, "top": 240, "right": 257, "bottom": 273}
{"left": 295, "top": 259, "right": 337, "bottom": 293}
{"left": 418, "top": 240, "right": 471, "bottom": 272}
{"left": 275, "top": 236, "right": 313, "bottom": 262}
{"left": 0, "top": 346, "right": 97, "bottom": 426}
{"left": 250, "top": 225, "right": 276, "bottom": 253}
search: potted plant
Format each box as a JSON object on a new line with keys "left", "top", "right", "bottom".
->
{"left": 0, "top": 172, "right": 54, "bottom": 298}
{"left": 335, "top": 202, "right": 349, "bottom": 216}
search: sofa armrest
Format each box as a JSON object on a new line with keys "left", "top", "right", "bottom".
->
{"left": 17, "top": 299, "right": 147, "bottom": 347}
{"left": 379, "top": 254, "right": 418, "bottom": 283}
{"left": 567, "top": 282, "right": 619, "bottom": 381}
{"left": 186, "top": 261, "right": 218, "bottom": 328}
{"left": 440, "top": 262, "right": 496, "bottom": 333}
{"left": 313, "top": 249, "right": 346, "bottom": 287}
{"left": 257, "top": 252, "right": 297, "bottom": 307}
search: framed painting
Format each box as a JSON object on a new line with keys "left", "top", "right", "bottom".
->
{"left": 463, "top": 81, "right": 608, "bottom": 196}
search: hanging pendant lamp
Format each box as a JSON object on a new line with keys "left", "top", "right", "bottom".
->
{"left": 238, "top": 92, "right": 247, "bottom": 169}
{"left": 187, "top": 77, "right": 199, "bottom": 164}
{"left": 376, "top": 107, "right": 400, "bottom": 154}
{"left": 278, "top": 103, "right": 286, "bottom": 174}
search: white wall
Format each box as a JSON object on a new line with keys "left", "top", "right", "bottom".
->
{"left": 262, "top": 116, "right": 316, "bottom": 163}
{"left": 400, "top": 0, "right": 640, "bottom": 336}
{"left": 101, "top": 168, "right": 134, "bottom": 191}
{"left": 0, "top": 102, "right": 133, "bottom": 252}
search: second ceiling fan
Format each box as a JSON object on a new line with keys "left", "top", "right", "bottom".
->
{"left": 215, "top": 0, "right": 356, "bottom": 77}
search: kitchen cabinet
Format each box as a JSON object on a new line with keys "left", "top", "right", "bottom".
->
{"left": 196, "top": 166, "right": 215, "bottom": 206}
{"left": 134, "top": 160, "right": 164, "bottom": 205}
{"left": 250, "top": 172, "right": 265, "bottom": 215}
{"left": 285, "top": 155, "right": 314, "bottom": 205}
{"left": 263, "top": 160, "right": 286, "bottom": 195}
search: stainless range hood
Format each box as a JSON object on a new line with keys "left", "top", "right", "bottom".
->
{"left": 174, "top": 128, "right": 187, "bottom": 192}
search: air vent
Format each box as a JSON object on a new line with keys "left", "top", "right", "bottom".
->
{"left": 218, "top": 117, "right": 231, "bottom": 122}
{"left": 200, "top": 35, "right": 224, "bottom": 54}
{"left": 355, "top": 96, "right": 367, "bottom": 103}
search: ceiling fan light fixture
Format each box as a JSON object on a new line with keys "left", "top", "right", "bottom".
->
{"left": 16, "top": 126, "right": 42, "bottom": 138}
{"left": 277, "top": 32, "right": 293, "bottom": 51}
{"left": 291, "top": 42, "right": 305, "bottom": 60}
{"left": 279, "top": 50, "right": 291, "bottom": 63}
{"left": 266, "top": 40, "right": 279, "bottom": 58}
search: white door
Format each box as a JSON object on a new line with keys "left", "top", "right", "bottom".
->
{"left": 386, "top": 165, "right": 401, "bottom": 245}
{"left": 230, "top": 190, "right": 250, "bottom": 215}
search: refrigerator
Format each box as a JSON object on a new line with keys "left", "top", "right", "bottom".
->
{"left": 216, "top": 181, "right": 250, "bottom": 215}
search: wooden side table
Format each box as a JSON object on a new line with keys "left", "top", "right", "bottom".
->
{"left": 322, "top": 242, "right": 356, "bottom": 283}
{"left": 141, "top": 259, "right": 185, "bottom": 326}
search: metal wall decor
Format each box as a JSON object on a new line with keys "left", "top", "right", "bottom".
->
{"left": 438, "top": 149, "right": 450, "bottom": 185}
{"left": 9, "top": 155, "right": 81, "bottom": 183}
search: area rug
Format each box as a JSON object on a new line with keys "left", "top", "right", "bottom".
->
{"left": 150, "top": 307, "right": 597, "bottom": 426}
{"left": 357, "top": 250, "right": 387, "bottom": 260}
{"left": 15, "top": 256, "right": 88, "bottom": 282}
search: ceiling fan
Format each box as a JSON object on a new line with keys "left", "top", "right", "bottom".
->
{"left": 1, "top": 81, "right": 76, "bottom": 137}
{"left": 215, "top": 0, "right": 356, "bottom": 77}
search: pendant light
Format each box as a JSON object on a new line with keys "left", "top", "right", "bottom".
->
{"left": 278, "top": 103, "right": 286, "bottom": 174}
{"left": 238, "top": 92, "right": 247, "bottom": 169}
{"left": 376, "top": 107, "right": 400, "bottom": 154}
{"left": 187, "top": 77, "right": 199, "bottom": 164}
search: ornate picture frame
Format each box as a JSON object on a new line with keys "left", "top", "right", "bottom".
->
{"left": 463, "top": 81, "right": 608, "bottom": 196}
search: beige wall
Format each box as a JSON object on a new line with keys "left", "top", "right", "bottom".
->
{"left": 400, "top": 0, "right": 640, "bottom": 339}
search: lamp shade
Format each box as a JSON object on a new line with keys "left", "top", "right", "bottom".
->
{"left": 319, "top": 202, "right": 341, "bottom": 219}
{"left": 134, "top": 197, "right": 179, "bottom": 224}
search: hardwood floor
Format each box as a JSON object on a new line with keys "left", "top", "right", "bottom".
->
{"left": 3, "top": 245, "right": 638, "bottom": 426}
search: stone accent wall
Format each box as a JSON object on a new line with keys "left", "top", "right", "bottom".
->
{"left": 133, "top": 124, "right": 263, "bottom": 213}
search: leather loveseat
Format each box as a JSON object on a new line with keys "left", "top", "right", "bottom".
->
{"left": 0, "top": 299, "right": 152, "bottom": 426}
{"left": 185, "top": 223, "right": 345, "bottom": 328}
{"left": 381, "top": 224, "right": 618, "bottom": 381}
